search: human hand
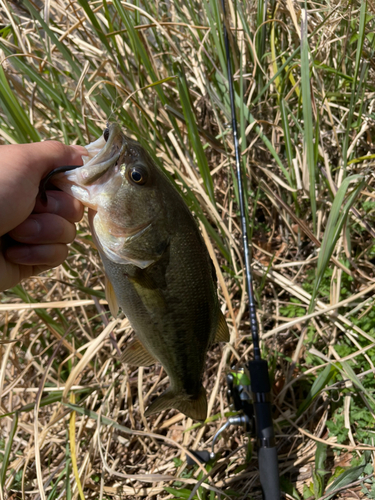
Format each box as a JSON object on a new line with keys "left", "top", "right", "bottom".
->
{"left": 0, "top": 141, "right": 87, "bottom": 292}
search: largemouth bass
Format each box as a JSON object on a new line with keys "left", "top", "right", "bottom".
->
{"left": 48, "top": 123, "right": 229, "bottom": 421}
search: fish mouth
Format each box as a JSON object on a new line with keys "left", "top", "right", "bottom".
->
{"left": 71, "top": 122, "right": 124, "bottom": 187}
{"left": 42, "top": 123, "right": 158, "bottom": 242}
{"left": 82, "top": 123, "right": 126, "bottom": 181}
{"left": 44, "top": 123, "right": 125, "bottom": 208}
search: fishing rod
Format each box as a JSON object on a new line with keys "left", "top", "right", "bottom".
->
{"left": 187, "top": 4, "right": 280, "bottom": 500}
{"left": 220, "top": 2, "right": 280, "bottom": 498}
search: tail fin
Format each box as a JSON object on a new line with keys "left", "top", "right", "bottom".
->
{"left": 144, "top": 386, "right": 207, "bottom": 421}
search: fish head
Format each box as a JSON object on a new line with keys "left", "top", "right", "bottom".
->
{"left": 53, "top": 123, "right": 171, "bottom": 267}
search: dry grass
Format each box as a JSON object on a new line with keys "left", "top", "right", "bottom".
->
{"left": 1, "top": 0, "right": 375, "bottom": 499}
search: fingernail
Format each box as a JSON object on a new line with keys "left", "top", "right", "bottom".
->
{"left": 7, "top": 245, "right": 31, "bottom": 263}
{"left": 12, "top": 219, "right": 40, "bottom": 240}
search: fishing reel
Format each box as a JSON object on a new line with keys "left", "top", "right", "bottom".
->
{"left": 210, "top": 368, "right": 254, "bottom": 459}
{"left": 187, "top": 360, "right": 280, "bottom": 500}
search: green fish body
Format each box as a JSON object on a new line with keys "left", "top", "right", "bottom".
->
{"left": 53, "top": 123, "right": 229, "bottom": 420}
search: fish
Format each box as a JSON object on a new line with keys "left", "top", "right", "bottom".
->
{"left": 47, "top": 123, "right": 229, "bottom": 421}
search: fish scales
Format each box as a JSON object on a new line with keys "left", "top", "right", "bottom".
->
{"left": 48, "top": 123, "right": 229, "bottom": 420}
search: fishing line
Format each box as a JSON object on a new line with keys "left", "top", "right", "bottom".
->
{"left": 39, "top": 165, "right": 82, "bottom": 205}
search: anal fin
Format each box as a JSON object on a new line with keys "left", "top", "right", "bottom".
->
{"left": 144, "top": 386, "right": 207, "bottom": 421}
{"left": 214, "top": 309, "right": 229, "bottom": 343}
{"left": 121, "top": 338, "right": 157, "bottom": 367}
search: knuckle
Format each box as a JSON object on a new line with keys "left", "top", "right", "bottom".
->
{"left": 48, "top": 244, "right": 68, "bottom": 265}
{"left": 46, "top": 140, "right": 68, "bottom": 157}
{"left": 47, "top": 215, "right": 74, "bottom": 243}
{"left": 55, "top": 244, "right": 69, "bottom": 261}
{"left": 67, "top": 222, "right": 77, "bottom": 242}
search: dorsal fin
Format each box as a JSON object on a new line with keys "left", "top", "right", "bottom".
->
{"left": 214, "top": 309, "right": 229, "bottom": 343}
{"left": 105, "top": 273, "right": 119, "bottom": 317}
{"left": 120, "top": 337, "right": 156, "bottom": 367}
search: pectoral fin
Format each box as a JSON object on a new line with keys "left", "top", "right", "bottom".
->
{"left": 105, "top": 274, "right": 119, "bottom": 317}
{"left": 121, "top": 338, "right": 157, "bottom": 367}
{"left": 144, "top": 386, "right": 207, "bottom": 421}
{"left": 214, "top": 309, "right": 229, "bottom": 342}
{"left": 128, "top": 273, "right": 166, "bottom": 314}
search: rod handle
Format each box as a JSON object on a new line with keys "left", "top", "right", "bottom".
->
{"left": 258, "top": 446, "right": 281, "bottom": 500}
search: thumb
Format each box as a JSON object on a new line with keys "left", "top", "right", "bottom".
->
{"left": 0, "top": 141, "right": 87, "bottom": 236}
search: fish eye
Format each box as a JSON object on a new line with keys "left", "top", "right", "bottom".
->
{"left": 127, "top": 165, "right": 148, "bottom": 185}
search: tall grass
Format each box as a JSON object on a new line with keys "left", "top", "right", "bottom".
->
{"left": 1, "top": 0, "right": 375, "bottom": 498}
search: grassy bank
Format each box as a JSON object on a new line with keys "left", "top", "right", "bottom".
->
{"left": 1, "top": 0, "right": 375, "bottom": 498}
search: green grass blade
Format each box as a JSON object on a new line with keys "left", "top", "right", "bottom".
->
{"left": 301, "top": 7, "right": 316, "bottom": 233}
{"left": 164, "top": 487, "right": 192, "bottom": 499}
{"left": 65, "top": 438, "right": 72, "bottom": 500}
{"left": 0, "top": 412, "right": 18, "bottom": 490}
{"left": 255, "top": 0, "right": 266, "bottom": 90}
{"left": 22, "top": 0, "right": 81, "bottom": 78}
{"left": 315, "top": 442, "right": 327, "bottom": 476}
{"left": 309, "top": 175, "right": 364, "bottom": 310}
{"left": 9, "top": 285, "right": 65, "bottom": 335}
{"left": 0, "top": 43, "right": 64, "bottom": 105}
{"left": 112, "top": 1, "right": 158, "bottom": 98}
{"left": 177, "top": 71, "right": 216, "bottom": 205}
{"left": 0, "top": 388, "right": 95, "bottom": 419}
{"left": 297, "top": 364, "right": 337, "bottom": 416}
{"left": 46, "top": 464, "right": 69, "bottom": 500}
{"left": 76, "top": 0, "right": 113, "bottom": 54}
{"left": 340, "top": 360, "right": 375, "bottom": 407}
{"left": 341, "top": 0, "right": 368, "bottom": 173}
{"left": 0, "top": 65, "right": 39, "bottom": 142}
{"left": 232, "top": 89, "right": 292, "bottom": 185}
{"left": 325, "top": 461, "right": 369, "bottom": 500}
{"left": 249, "top": 5, "right": 342, "bottom": 107}
{"left": 201, "top": 0, "right": 226, "bottom": 77}
{"left": 280, "top": 99, "right": 297, "bottom": 191}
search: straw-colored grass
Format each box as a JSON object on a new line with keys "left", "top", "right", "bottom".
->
{"left": 1, "top": 0, "right": 375, "bottom": 498}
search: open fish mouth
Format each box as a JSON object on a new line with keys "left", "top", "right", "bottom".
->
{"left": 78, "top": 122, "right": 124, "bottom": 185}
{"left": 41, "top": 123, "right": 125, "bottom": 207}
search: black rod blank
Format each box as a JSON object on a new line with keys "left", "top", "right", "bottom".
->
{"left": 220, "top": 0, "right": 260, "bottom": 361}
{"left": 220, "top": 3, "right": 281, "bottom": 498}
